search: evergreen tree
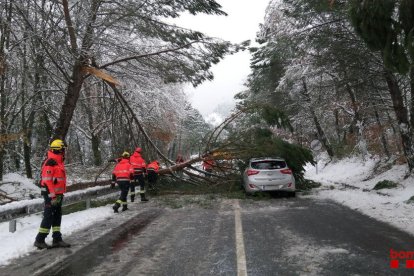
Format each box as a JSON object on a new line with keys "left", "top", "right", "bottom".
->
{"left": 349, "top": 0, "right": 414, "bottom": 172}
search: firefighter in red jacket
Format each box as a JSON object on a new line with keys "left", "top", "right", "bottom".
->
{"left": 112, "top": 151, "right": 133, "bottom": 212}
{"left": 130, "top": 147, "right": 148, "bottom": 202}
{"left": 203, "top": 158, "right": 215, "bottom": 177}
{"left": 147, "top": 160, "right": 160, "bottom": 186}
{"left": 34, "top": 139, "right": 71, "bottom": 249}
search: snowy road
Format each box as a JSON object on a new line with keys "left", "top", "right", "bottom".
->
{"left": 1, "top": 196, "right": 413, "bottom": 275}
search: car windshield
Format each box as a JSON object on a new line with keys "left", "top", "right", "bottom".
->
{"left": 251, "top": 160, "right": 286, "bottom": 170}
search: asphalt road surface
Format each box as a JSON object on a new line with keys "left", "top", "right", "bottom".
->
{"left": 2, "top": 195, "right": 414, "bottom": 275}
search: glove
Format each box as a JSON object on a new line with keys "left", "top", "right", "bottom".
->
{"left": 51, "top": 195, "right": 62, "bottom": 206}
{"left": 110, "top": 181, "right": 115, "bottom": 189}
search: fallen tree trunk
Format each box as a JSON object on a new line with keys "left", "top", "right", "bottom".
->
{"left": 70, "top": 152, "right": 226, "bottom": 191}
{"left": 157, "top": 156, "right": 203, "bottom": 174}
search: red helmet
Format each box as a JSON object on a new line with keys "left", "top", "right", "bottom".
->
{"left": 135, "top": 147, "right": 142, "bottom": 153}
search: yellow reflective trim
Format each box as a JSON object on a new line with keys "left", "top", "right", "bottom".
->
{"left": 116, "top": 200, "right": 122, "bottom": 204}
{"left": 52, "top": 226, "right": 61, "bottom": 232}
{"left": 130, "top": 191, "right": 135, "bottom": 195}
{"left": 39, "top": 227, "right": 50, "bottom": 234}
{"left": 139, "top": 190, "right": 146, "bottom": 194}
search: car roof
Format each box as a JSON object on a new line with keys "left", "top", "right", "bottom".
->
{"left": 250, "top": 157, "right": 285, "bottom": 162}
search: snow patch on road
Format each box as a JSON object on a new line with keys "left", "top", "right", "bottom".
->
{"left": 319, "top": 247, "right": 349, "bottom": 254}
{"left": 280, "top": 227, "right": 351, "bottom": 275}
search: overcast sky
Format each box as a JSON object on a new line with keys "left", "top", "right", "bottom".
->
{"left": 175, "top": 0, "right": 270, "bottom": 117}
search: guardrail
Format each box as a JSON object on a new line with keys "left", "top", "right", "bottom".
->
{"left": 2, "top": 184, "right": 118, "bottom": 232}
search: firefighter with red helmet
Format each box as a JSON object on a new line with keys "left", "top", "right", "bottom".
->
{"left": 130, "top": 147, "right": 148, "bottom": 202}
{"left": 147, "top": 160, "right": 160, "bottom": 186}
{"left": 34, "top": 139, "right": 71, "bottom": 249}
{"left": 112, "top": 151, "right": 133, "bottom": 212}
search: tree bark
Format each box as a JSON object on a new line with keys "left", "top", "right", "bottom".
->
{"left": 0, "top": 0, "right": 12, "bottom": 181}
{"left": 372, "top": 102, "right": 390, "bottom": 158}
{"left": 410, "top": 66, "right": 414, "bottom": 133}
{"left": 20, "top": 30, "right": 33, "bottom": 178}
{"left": 83, "top": 85, "right": 102, "bottom": 166}
{"left": 91, "top": 134, "right": 102, "bottom": 166}
{"left": 53, "top": 61, "right": 86, "bottom": 139}
{"left": 53, "top": 0, "right": 101, "bottom": 139}
{"left": 384, "top": 69, "right": 414, "bottom": 171}
{"left": 302, "top": 78, "right": 334, "bottom": 158}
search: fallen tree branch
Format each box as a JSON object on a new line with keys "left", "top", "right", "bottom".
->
{"left": 204, "top": 109, "right": 244, "bottom": 152}
{"left": 106, "top": 82, "right": 174, "bottom": 165}
{"left": 182, "top": 169, "right": 214, "bottom": 183}
{"left": 158, "top": 157, "right": 203, "bottom": 174}
{"left": 0, "top": 191, "right": 16, "bottom": 202}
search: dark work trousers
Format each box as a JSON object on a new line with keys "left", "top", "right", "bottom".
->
{"left": 35, "top": 195, "right": 63, "bottom": 242}
{"left": 115, "top": 180, "right": 130, "bottom": 207}
{"left": 205, "top": 168, "right": 213, "bottom": 178}
{"left": 147, "top": 171, "right": 158, "bottom": 185}
{"left": 134, "top": 174, "right": 146, "bottom": 194}
{"left": 129, "top": 180, "right": 136, "bottom": 201}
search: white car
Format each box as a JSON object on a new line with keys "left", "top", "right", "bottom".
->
{"left": 242, "top": 157, "right": 296, "bottom": 196}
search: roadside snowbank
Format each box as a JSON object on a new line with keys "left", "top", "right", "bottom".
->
{"left": 0, "top": 173, "right": 40, "bottom": 203}
{"left": 305, "top": 156, "right": 414, "bottom": 235}
{"left": 0, "top": 173, "right": 116, "bottom": 266}
{"left": 0, "top": 206, "right": 113, "bottom": 266}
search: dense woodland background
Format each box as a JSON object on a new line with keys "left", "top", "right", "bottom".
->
{"left": 0, "top": 0, "right": 413, "bottom": 183}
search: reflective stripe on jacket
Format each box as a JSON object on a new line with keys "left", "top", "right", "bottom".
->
{"left": 130, "top": 152, "right": 146, "bottom": 173}
{"left": 112, "top": 158, "right": 133, "bottom": 180}
{"left": 41, "top": 150, "right": 66, "bottom": 197}
{"left": 147, "top": 161, "right": 159, "bottom": 173}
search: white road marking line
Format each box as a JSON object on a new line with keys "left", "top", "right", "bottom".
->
{"left": 234, "top": 199, "right": 247, "bottom": 276}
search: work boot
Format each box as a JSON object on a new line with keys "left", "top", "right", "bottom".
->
{"left": 113, "top": 202, "right": 120, "bottom": 213}
{"left": 130, "top": 195, "right": 135, "bottom": 202}
{"left": 52, "top": 239, "right": 71, "bottom": 248}
{"left": 122, "top": 205, "right": 128, "bottom": 211}
{"left": 34, "top": 240, "right": 51, "bottom": 250}
{"left": 140, "top": 193, "right": 149, "bottom": 202}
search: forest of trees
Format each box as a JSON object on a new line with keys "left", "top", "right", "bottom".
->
{"left": 228, "top": 0, "right": 414, "bottom": 176}
{"left": 0, "top": 0, "right": 238, "bottom": 181}
{"left": 1, "top": 0, "right": 414, "bottom": 183}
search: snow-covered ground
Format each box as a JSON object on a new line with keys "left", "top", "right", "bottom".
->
{"left": 304, "top": 155, "right": 414, "bottom": 236}
{"left": 0, "top": 206, "right": 113, "bottom": 266}
{"left": 0, "top": 171, "right": 115, "bottom": 266}
{"left": 0, "top": 173, "right": 40, "bottom": 203}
